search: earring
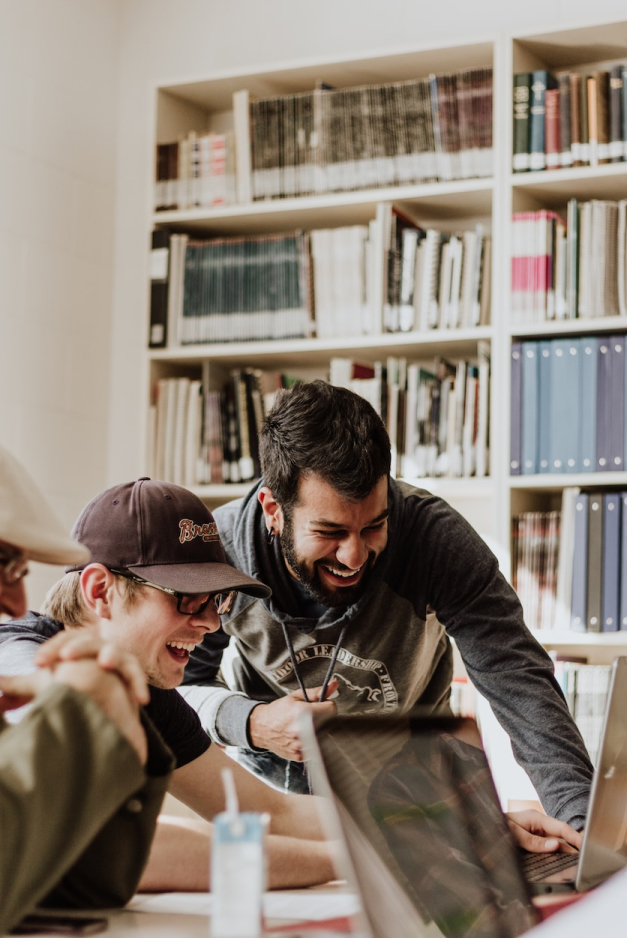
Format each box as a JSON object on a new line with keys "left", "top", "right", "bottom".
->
{"left": 267, "top": 528, "right": 276, "bottom": 545}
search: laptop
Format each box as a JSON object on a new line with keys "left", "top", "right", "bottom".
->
{"left": 301, "top": 711, "right": 538, "bottom": 938}
{"left": 521, "top": 655, "right": 627, "bottom": 893}
{"left": 300, "top": 657, "right": 627, "bottom": 937}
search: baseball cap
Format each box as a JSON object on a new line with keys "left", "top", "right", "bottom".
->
{"left": 67, "top": 478, "right": 271, "bottom": 598}
{"left": 0, "top": 445, "right": 90, "bottom": 565}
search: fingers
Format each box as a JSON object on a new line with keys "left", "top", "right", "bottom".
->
{"left": 506, "top": 810, "right": 582, "bottom": 854}
{"left": 0, "top": 671, "right": 48, "bottom": 711}
{"left": 34, "top": 632, "right": 149, "bottom": 706}
{"left": 97, "top": 644, "right": 150, "bottom": 705}
{"left": 291, "top": 679, "right": 339, "bottom": 703}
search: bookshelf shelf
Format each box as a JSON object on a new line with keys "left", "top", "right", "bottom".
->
{"left": 530, "top": 629, "right": 627, "bottom": 646}
{"left": 148, "top": 327, "right": 493, "bottom": 370}
{"left": 509, "top": 318, "right": 627, "bottom": 340}
{"left": 153, "top": 179, "right": 494, "bottom": 236}
{"left": 511, "top": 163, "right": 627, "bottom": 205}
{"left": 509, "top": 472, "right": 627, "bottom": 491}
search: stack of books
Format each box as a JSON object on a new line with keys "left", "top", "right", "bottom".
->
{"left": 553, "top": 658, "right": 612, "bottom": 765}
{"left": 511, "top": 199, "right": 627, "bottom": 325}
{"left": 245, "top": 68, "right": 493, "bottom": 199}
{"left": 512, "top": 510, "right": 561, "bottom": 632}
{"left": 149, "top": 215, "right": 491, "bottom": 347}
{"left": 510, "top": 335, "right": 625, "bottom": 476}
{"left": 155, "top": 130, "right": 236, "bottom": 210}
{"left": 513, "top": 66, "right": 627, "bottom": 172}
{"left": 330, "top": 345, "right": 490, "bottom": 480}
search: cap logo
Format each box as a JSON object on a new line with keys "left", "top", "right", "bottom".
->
{"left": 179, "top": 519, "right": 219, "bottom": 544}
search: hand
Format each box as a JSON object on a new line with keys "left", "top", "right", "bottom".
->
{"left": 248, "top": 681, "right": 338, "bottom": 761}
{"left": 506, "top": 809, "right": 582, "bottom": 854}
{"left": 34, "top": 630, "right": 149, "bottom": 705}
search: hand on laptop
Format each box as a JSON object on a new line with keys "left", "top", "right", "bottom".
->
{"left": 248, "top": 680, "right": 339, "bottom": 760}
{"left": 506, "top": 809, "right": 582, "bottom": 854}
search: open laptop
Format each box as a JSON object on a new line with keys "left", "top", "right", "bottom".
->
{"left": 301, "top": 657, "right": 627, "bottom": 937}
{"left": 301, "top": 711, "right": 538, "bottom": 938}
{"left": 521, "top": 655, "right": 627, "bottom": 893}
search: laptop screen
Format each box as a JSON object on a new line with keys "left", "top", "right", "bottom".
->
{"left": 307, "top": 714, "right": 537, "bottom": 938}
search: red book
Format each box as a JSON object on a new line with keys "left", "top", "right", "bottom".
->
{"left": 544, "top": 88, "right": 561, "bottom": 169}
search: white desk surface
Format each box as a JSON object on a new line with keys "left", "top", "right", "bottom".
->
{"left": 27, "top": 887, "right": 359, "bottom": 937}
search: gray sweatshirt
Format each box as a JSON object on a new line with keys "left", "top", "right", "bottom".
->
{"left": 182, "top": 479, "right": 593, "bottom": 828}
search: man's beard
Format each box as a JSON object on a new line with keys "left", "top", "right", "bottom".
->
{"left": 279, "top": 514, "right": 374, "bottom": 608}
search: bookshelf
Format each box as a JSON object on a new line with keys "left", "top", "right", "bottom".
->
{"left": 145, "top": 19, "right": 627, "bottom": 674}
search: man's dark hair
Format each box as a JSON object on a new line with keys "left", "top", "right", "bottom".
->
{"left": 259, "top": 380, "right": 391, "bottom": 511}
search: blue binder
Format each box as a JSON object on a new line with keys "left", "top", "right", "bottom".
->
{"left": 602, "top": 493, "right": 621, "bottom": 632}
{"left": 578, "top": 336, "right": 597, "bottom": 473}
{"left": 596, "top": 336, "right": 626, "bottom": 472}
{"left": 549, "top": 338, "right": 580, "bottom": 473}
{"left": 570, "top": 492, "right": 589, "bottom": 632}
{"left": 521, "top": 341, "right": 539, "bottom": 474}
{"left": 538, "top": 340, "right": 552, "bottom": 472}
{"left": 510, "top": 342, "right": 522, "bottom": 475}
{"left": 620, "top": 493, "right": 627, "bottom": 630}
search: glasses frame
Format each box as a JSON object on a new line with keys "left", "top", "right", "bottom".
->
{"left": 0, "top": 548, "right": 29, "bottom": 586}
{"left": 109, "top": 568, "right": 237, "bottom": 616}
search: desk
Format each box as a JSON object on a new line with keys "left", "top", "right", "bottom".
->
{"left": 24, "top": 888, "right": 359, "bottom": 938}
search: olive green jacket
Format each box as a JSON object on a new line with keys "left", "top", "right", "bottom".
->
{"left": 0, "top": 682, "right": 173, "bottom": 935}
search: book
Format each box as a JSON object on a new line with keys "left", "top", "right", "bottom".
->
{"left": 149, "top": 229, "right": 170, "bottom": 348}
{"left": 512, "top": 73, "right": 531, "bottom": 171}
{"left": 510, "top": 342, "right": 522, "bottom": 475}
{"left": 529, "top": 70, "right": 557, "bottom": 171}
{"left": 549, "top": 338, "right": 580, "bottom": 473}
{"left": 578, "top": 335, "right": 598, "bottom": 473}
{"left": 544, "top": 87, "right": 561, "bottom": 169}
{"left": 558, "top": 72, "right": 573, "bottom": 168}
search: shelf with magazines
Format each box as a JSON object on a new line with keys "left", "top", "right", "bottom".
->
{"left": 146, "top": 38, "right": 497, "bottom": 530}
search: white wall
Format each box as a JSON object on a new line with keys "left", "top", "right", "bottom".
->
{"left": 0, "top": 0, "right": 120, "bottom": 606}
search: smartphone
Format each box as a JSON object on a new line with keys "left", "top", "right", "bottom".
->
{"left": 10, "top": 913, "right": 108, "bottom": 935}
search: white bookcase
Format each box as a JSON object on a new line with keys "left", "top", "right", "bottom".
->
{"left": 146, "top": 19, "right": 627, "bottom": 677}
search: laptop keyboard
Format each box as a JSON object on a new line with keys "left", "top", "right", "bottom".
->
{"left": 522, "top": 851, "right": 579, "bottom": 883}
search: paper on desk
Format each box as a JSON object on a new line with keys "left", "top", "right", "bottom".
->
{"left": 128, "top": 891, "right": 361, "bottom": 921}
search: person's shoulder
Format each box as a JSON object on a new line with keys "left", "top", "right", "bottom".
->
{"left": 0, "top": 611, "right": 63, "bottom": 644}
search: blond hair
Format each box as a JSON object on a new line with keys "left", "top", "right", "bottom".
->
{"left": 42, "top": 571, "right": 143, "bottom": 628}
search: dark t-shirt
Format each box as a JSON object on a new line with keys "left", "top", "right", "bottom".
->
{"left": 0, "top": 612, "right": 210, "bottom": 768}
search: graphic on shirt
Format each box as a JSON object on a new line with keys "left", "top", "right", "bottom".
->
{"left": 271, "top": 644, "right": 398, "bottom": 712}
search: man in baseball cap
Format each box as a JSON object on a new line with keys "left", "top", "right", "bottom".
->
{"left": 0, "top": 476, "right": 336, "bottom": 893}
{"left": 0, "top": 446, "right": 173, "bottom": 934}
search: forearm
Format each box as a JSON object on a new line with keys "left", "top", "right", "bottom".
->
{"left": 178, "top": 683, "right": 260, "bottom": 748}
{"left": 139, "top": 816, "right": 337, "bottom": 891}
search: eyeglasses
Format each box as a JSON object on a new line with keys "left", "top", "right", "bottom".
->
{"left": 109, "top": 569, "right": 237, "bottom": 616}
{"left": 0, "top": 548, "right": 29, "bottom": 586}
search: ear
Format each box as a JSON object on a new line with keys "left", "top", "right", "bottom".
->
{"left": 80, "top": 564, "right": 117, "bottom": 621}
{"left": 258, "top": 487, "right": 284, "bottom": 535}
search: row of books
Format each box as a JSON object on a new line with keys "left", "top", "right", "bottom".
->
{"left": 515, "top": 488, "right": 627, "bottom": 635}
{"left": 153, "top": 68, "right": 493, "bottom": 211}
{"left": 512, "top": 510, "right": 560, "bottom": 633}
{"left": 510, "top": 335, "right": 627, "bottom": 476}
{"left": 149, "top": 214, "right": 491, "bottom": 347}
{"left": 149, "top": 350, "right": 490, "bottom": 487}
{"left": 149, "top": 369, "right": 290, "bottom": 487}
{"left": 155, "top": 131, "right": 236, "bottom": 211}
{"left": 511, "top": 200, "right": 627, "bottom": 324}
{"left": 332, "top": 346, "right": 490, "bottom": 479}
{"left": 552, "top": 658, "right": 611, "bottom": 766}
{"left": 312, "top": 214, "right": 491, "bottom": 339}
{"left": 149, "top": 229, "right": 313, "bottom": 347}
{"left": 513, "top": 66, "right": 627, "bottom": 173}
